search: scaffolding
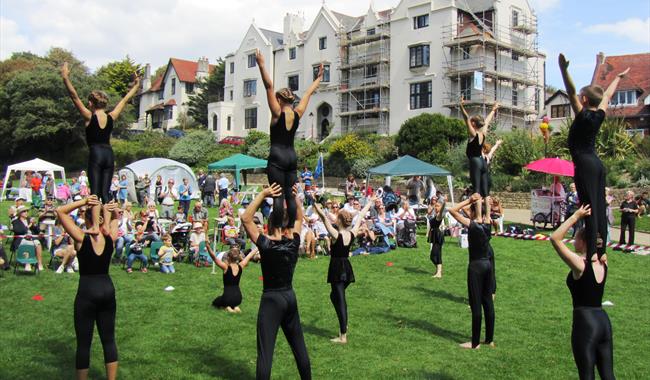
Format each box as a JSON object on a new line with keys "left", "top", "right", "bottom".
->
{"left": 337, "top": 21, "right": 391, "bottom": 135}
{"left": 441, "top": 9, "right": 543, "bottom": 130}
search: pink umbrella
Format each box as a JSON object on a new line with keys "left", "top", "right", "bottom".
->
{"left": 524, "top": 157, "right": 574, "bottom": 177}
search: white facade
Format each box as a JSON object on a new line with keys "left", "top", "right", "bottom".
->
{"left": 543, "top": 90, "right": 574, "bottom": 130}
{"left": 211, "top": 0, "right": 545, "bottom": 139}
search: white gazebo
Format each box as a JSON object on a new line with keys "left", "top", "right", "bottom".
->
{"left": 1, "top": 158, "right": 67, "bottom": 201}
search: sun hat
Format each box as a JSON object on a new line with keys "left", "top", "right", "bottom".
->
{"left": 193, "top": 222, "right": 203, "bottom": 230}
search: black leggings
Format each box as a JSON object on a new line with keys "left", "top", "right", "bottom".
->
{"left": 267, "top": 165, "right": 298, "bottom": 228}
{"left": 572, "top": 307, "right": 615, "bottom": 380}
{"left": 467, "top": 259, "right": 495, "bottom": 347}
{"left": 574, "top": 153, "right": 607, "bottom": 258}
{"left": 430, "top": 243, "right": 442, "bottom": 266}
{"left": 330, "top": 282, "right": 350, "bottom": 334}
{"left": 88, "top": 144, "right": 115, "bottom": 203}
{"left": 468, "top": 156, "right": 488, "bottom": 197}
{"left": 619, "top": 214, "right": 635, "bottom": 245}
{"left": 488, "top": 244, "right": 496, "bottom": 294}
{"left": 74, "top": 275, "right": 118, "bottom": 369}
{"left": 257, "top": 289, "right": 311, "bottom": 380}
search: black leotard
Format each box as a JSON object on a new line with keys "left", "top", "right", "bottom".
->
{"left": 74, "top": 234, "right": 117, "bottom": 369}
{"left": 86, "top": 114, "right": 114, "bottom": 203}
{"left": 466, "top": 222, "right": 495, "bottom": 348}
{"left": 466, "top": 135, "right": 488, "bottom": 197}
{"left": 568, "top": 109, "right": 608, "bottom": 259}
{"left": 567, "top": 260, "right": 614, "bottom": 379}
{"left": 212, "top": 264, "right": 243, "bottom": 308}
{"left": 255, "top": 233, "right": 310, "bottom": 380}
{"left": 427, "top": 215, "right": 444, "bottom": 266}
{"left": 328, "top": 231, "right": 355, "bottom": 335}
{"left": 267, "top": 111, "right": 300, "bottom": 229}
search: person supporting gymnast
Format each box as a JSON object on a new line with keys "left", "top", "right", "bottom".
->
{"left": 56, "top": 195, "right": 120, "bottom": 380}
{"left": 241, "top": 184, "right": 311, "bottom": 380}
{"left": 312, "top": 197, "right": 374, "bottom": 343}
{"left": 255, "top": 49, "right": 323, "bottom": 230}
{"left": 559, "top": 53, "right": 629, "bottom": 258}
{"left": 449, "top": 193, "right": 495, "bottom": 349}
{"left": 61, "top": 62, "right": 140, "bottom": 203}
{"left": 550, "top": 205, "right": 614, "bottom": 380}
{"left": 459, "top": 97, "right": 498, "bottom": 198}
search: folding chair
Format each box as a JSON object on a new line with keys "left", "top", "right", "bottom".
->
{"left": 196, "top": 241, "right": 212, "bottom": 266}
{"left": 13, "top": 244, "right": 39, "bottom": 275}
{"left": 149, "top": 241, "right": 164, "bottom": 268}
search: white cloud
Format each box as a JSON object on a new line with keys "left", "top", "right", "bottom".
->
{"left": 584, "top": 17, "right": 650, "bottom": 45}
{"left": 528, "top": 0, "right": 561, "bottom": 13}
{"left": 0, "top": 0, "right": 395, "bottom": 71}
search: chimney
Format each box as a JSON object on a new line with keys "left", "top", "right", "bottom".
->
{"left": 283, "top": 13, "right": 304, "bottom": 42}
{"left": 196, "top": 57, "right": 209, "bottom": 80}
{"left": 597, "top": 52, "right": 606, "bottom": 66}
{"left": 142, "top": 63, "right": 151, "bottom": 91}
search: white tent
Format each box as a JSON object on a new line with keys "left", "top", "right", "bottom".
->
{"left": 1, "top": 158, "right": 67, "bottom": 201}
{"left": 119, "top": 158, "right": 198, "bottom": 203}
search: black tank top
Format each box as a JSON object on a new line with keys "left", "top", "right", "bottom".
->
{"left": 331, "top": 231, "right": 354, "bottom": 258}
{"left": 567, "top": 259, "right": 607, "bottom": 308}
{"left": 257, "top": 233, "right": 300, "bottom": 290}
{"left": 86, "top": 113, "right": 113, "bottom": 146}
{"left": 268, "top": 111, "right": 299, "bottom": 170}
{"left": 466, "top": 134, "right": 483, "bottom": 158}
{"left": 467, "top": 221, "right": 489, "bottom": 261}
{"left": 427, "top": 216, "right": 444, "bottom": 245}
{"left": 78, "top": 234, "right": 113, "bottom": 276}
{"left": 224, "top": 264, "right": 242, "bottom": 287}
{"left": 567, "top": 109, "right": 605, "bottom": 157}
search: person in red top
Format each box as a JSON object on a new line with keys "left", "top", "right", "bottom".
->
{"left": 30, "top": 174, "right": 43, "bottom": 208}
{"left": 360, "top": 180, "right": 373, "bottom": 197}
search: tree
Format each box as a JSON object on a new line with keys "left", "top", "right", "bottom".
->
{"left": 96, "top": 56, "right": 142, "bottom": 97}
{"left": 168, "top": 130, "right": 219, "bottom": 166}
{"left": 395, "top": 113, "right": 465, "bottom": 165}
{"left": 187, "top": 58, "right": 225, "bottom": 127}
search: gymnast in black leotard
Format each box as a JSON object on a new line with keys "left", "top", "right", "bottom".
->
{"left": 62, "top": 62, "right": 140, "bottom": 203}
{"left": 449, "top": 193, "right": 495, "bottom": 349}
{"left": 56, "top": 195, "right": 121, "bottom": 380}
{"left": 255, "top": 50, "right": 323, "bottom": 230}
{"left": 551, "top": 204, "right": 614, "bottom": 380}
{"left": 207, "top": 245, "right": 257, "bottom": 313}
{"left": 313, "top": 197, "right": 374, "bottom": 343}
{"left": 426, "top": 196, "right": 446, "bottom": 278}
{"left": 459, "top": 97, "right": 498, "bottom": 198}
{"left": 241, "top": 183, "right": 311, "bottom": 380}
{"left": 559, "top": 53, "right": 629, "bottom": 259}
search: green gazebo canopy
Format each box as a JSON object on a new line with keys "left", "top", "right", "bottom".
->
{"left": 207, "top": 153, "right": 267, "bottom": 188}
{"left": 368, "top": 155, "right": 450, "bottom": 176}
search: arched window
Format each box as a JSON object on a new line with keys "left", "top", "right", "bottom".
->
{"left": 212, "top": 114, "right": 218, "bottom": 131}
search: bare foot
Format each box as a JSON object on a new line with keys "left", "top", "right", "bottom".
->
{"left": 225, "top": 307, "right": 236, "bottom": 313}
{"left": 234, "top": 307, "right": 242, "bottom": 313}
{"left": 492, "top": 294, "right": 496, "bottom": 301}
{"left": 484, "top": 341, "right": 496, "bottom": 348}
{"left": 330, "top": 336, "right": 347, "bottom": 344}
{"left": 459, "top": 342, "right": 479, "bottom": 349}
{"left": 433, "top": 272, "right": 442, "bottom": 278}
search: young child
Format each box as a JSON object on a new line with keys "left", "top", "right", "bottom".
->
{"left": 174, "top": 205, "right": 186, "bottom": 224}
{"left": 158, "top": 234, "right": 178, "bottom": 273}
{"left": 127, "top": 221, "right": 149, "bottom": 273}
{"left": 223, "top": 216, "right": 246, "bottom": 250}
{"left": 189, "top": 222, "right": 206, "bottom": 261}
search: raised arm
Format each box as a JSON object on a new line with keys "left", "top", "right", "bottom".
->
{"left": 241, "top": 184, "right": 282, "bottom": 244}
{"left": 240, "top": 248, "right": 258, "bottom": 268}
{"left": 313, "top": 203, "right": 338, "bottom": 240}
{"left": 558, "top": 54, "right": 583, "bottom": 115}
{"left": 448, "top": 193, "right": 480, "bottom": 228}
{"left": 459, "top": 96, "right": 476, "bottom": 138}
{"left": 61, "top": 62, "right": 92, "bottom": 122}
{"left": 109, "top": 73, "right": 141, "bottom": 120}
{"left": 291, "top": 185, "right": 304, "bottom": 236}
{"left": 483, "top": 103, "right": 499, "bottom": 129}
{"left": 351, "top": 197, "right": 375, "bottom": 235}
{"left": 206, "top": 243, "right": 228, "bottom": 270}
{"left": 436, "top": 198, "right": 447, "bottom": 222}
{"left": 550, "top": 204, "right": 590, "bottom": 275}
{"left": 599, "top": 68, "right": 630, "bottom": 111}
{"left": 55, "top": 196, "right": 98, "bottom": 243}
{"left": 255, "top": 49, "right": 281, "bottom": 119}
{"left": 486, "top": 139, "right": 502, "bottom": 162}
{"left": 102, "top": 202, "right": 120, "bottom": 241}
{"left": 295, "top": 64, "right": 324, "bottom": 117}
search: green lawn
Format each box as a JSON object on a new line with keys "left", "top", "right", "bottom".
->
{"left": 1, "top": 232, "right": 649, "bottom": 379}
{"left": 611, "top": 209, "right": 650, "bottom": 233}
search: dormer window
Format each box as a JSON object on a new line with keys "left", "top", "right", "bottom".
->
{"left": 610, "top": 90, "right": 638, "bottom": 106}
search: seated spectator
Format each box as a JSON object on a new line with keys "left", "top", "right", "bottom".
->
{"left": 189, "top": 222, "right": 207, "bottom": 260}
{"left": 394, "top": 200, "right": 416, "bottom": 226}
{"left": 173, "top": 205, "right": 186, "bottom": 224}
{"left": 219, "top": 198, "right": 233, "bottom": 219}
{"left": 52, "top": 220, "right": 77, "bottom": 273}
{"left": 158, "top": 234, "right": 179, "bottom": 274}
{"left": 114, "top": 207, "right": 133, "bottom": 263}
{"left": 308, "top": 214, "right": 329, "bottom": 255}
{"left": 375, "top": 203, "right": 396, "bottom": 241}
{"left": 146, "top": 201, "right": 160, "bottom": 220}
{"left": 70, "top": 177, "right": 81, "bottom": 199}
{"left": 127, "top": 221, "right": 149, "bottom": 273}
{"left": 38, "top": 198, "right": 57, "bottom": 232}
{"left": 191, "top": 200, "right": 209, "bottom": 231}
{"left": 11, "top": 205, "right": 44, "bottom": 271}
{"left": 8, "top": 196, "right": 26, "bottom": 222}
{"left": 122, "top": 200, "right": 134, "bottom": 222}
{"left": 223, "top": 216, "right": 246, "bottom": 251}
{"left": 489, "top": 197, "right": 504, "bottom": 234}
{"left": 637, "top": 192, "right": 648, "bottom": 217}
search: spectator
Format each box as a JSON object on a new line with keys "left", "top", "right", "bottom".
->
{"left": 141, "top": 174, "right": 152, "bottom": 206}
{"left": 219, "top": 198, "right": 234, "bottom": 219}
{"left": 224, "top": 216, "right": 246, "bottom": 251}
{"left": 140, "top": 210, "right": 161, "bottom": 242}
{"left": 368, "top": 197, "right": 383, "bottom": 220}
{"left": 114, "top": 207, "right": 133, "bottom": 264}
{"left": 109, "top": 175, "right": 120, "bottom": 201}
{"left": 11, "top": 205, "right": 44, "bottom": 271}
{"left": 394, "top": 200, "right": 416, "bottom": 224}
{"left": 52, "top": 219, "right": 77, "bottom": 273}
{"left": 551, "top": 177, "right": 565, "bottom": 198}
{"left": 345, "top": 174, "right": 357, "bottom": 198}
{"left": 191, "top": 200, "right": 209, "bottom": 231}
{"left": 178, "top": 178, "right": 192, "bottom": 218}
{"left": 360, "top": 179, "right": 373, "bottom": 198}
{"left": 565, "top": 183, "right": 581, "bottom": 237}
{"left": 8, "top": 196, "right": 26, "bottom": 222}
{"left": 126, "top": 221, "right": 149, "bottom": 273}
{"left": 158, "top": 234, "right": 179, "bottom": 274}
{"left": 375, "top": 203, "right": 396, "bottom": 238}
{"left": 217, "top": 173, "right": 230, "bottom": 204}
{"left": 160, "top": 178, "right": 179, "bottom": 219}
{"left": 123, "top": 201, "right": 135, "bottom": 222}
{"left": 78, "top": 170, "right": 89, "bottom": 188}
{"left": 619, "top": 190, "right": 638, "bottom": 247}
{"left": 189, "top": 222, "right": 207, "bottom": 260}
{"left": 327, "top": 201, "right": 340, "bottom": 225}
{"left": 70, "top": 177, "right": 81, "bottom": 199}
{"left": 605, "top": 187, "right": 615, "bottom": 243}
{"left": 56, "top": 181, "right": 72, "bottom": 204}
{"left": 197, "top": 169, "right": 207, "bottom": 198}
{"left": 406, "top": 176, "right": 425, "bottom": 205}
{"left": 174, "top": 205, "right": 187, "bottom": 224}
{"left": 30, "top": 173, "right": 43, "bottom": 209}
{"left": 489, "top": 197, "right": 504, "bottom": 234}
{"left": 637, "top": 191, "right": 649, "bottom": 217}
{"left": 203, "top": 173, "right": 217, "bottom": 207}
{"left": 118, "top": 174, "right": 129, "bottom": 205}
{"left": 154, "top": 175, "right": 164, "bottom": 204}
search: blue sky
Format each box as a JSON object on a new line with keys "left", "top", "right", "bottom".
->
{"left": 1, "top": 0, "right": 648, "bottom": 88}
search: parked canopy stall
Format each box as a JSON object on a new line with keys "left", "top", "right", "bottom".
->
{"left": 207, "top": 153, "right": 268, "bottom": 190}
{"left": 367, "top": 155, "right": 455, "bottom": 204}
{"left": 1, "top": 158, "right": 67, "bottom": 201}
{"left": 119, "top": 158, "right": 198, "bottom": 203}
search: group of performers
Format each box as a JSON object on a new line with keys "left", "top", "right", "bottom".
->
{"left": 56, "top": 49, "right": 629, "bottom": 379}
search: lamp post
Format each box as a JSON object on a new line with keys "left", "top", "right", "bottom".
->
{"left": 309, "top": 112, "right": 315, "bottom": 141}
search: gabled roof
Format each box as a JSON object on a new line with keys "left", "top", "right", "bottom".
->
{"left": 169, "top": 58, "right": 215, "bottom": 83}
{"left": 591, "top": 53, "right": 650, "bottom": 119}
{"left": 259, "top": 28, "right": 284, "bottom": 49}
{"left": 331, "top": 10, "right": 361, "bottom": 31}
{"left": 544, "top": 89, "right": 568, "bottom": 106}
{"left": 147, "top": 75, "right": 163, "bottom": 93}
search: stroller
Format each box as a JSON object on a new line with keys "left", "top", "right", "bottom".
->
{"left": 170, "top": 222, "right": 192, "bottom": 262}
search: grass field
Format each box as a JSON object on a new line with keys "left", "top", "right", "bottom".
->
{"left": 1, "top": 229, "right": 649, "bottom": 380}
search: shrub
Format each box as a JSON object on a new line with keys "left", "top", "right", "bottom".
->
{"left": 112, "top": 131, "right": 176, "bottom": 168}
{"left": 168, "top": 130, "right": 219, "bottom": 167}
{"left": 497, "top": 130, "right": 542, "bottom": 175}
{"left": 328, "top": 133, "right": 373, "bottom": 161}
{"left": 247, "top": 139, "right": 270, "bottom": 159}
{"left": 350, "top": 157, "right": 379, "bottom": 179}
{"left": 395, "top": 113, "right": 465, "bottom": 165}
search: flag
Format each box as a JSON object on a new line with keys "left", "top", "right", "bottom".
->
{"left": 314, "top": 153, "right": 324, "bottom": 179}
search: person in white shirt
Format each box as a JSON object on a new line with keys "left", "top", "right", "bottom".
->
{"left": 160, "top": 178, "right": 179, "bottom": 219}
{"left": 217, "top": 173, "right": 230, "bottom": 204}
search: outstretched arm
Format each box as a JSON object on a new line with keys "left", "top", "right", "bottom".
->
{"left": 483, "top": 103, "right": 499, "bottom": 131}
{"left": 459, "top": 96, "right": 476, "bottom": 138}
{"left": 351, "top": 196, "right": 375, "bottom": 235}
{"left": 313, "top": 203, "right": 338, "bottom": 240}
{"left": 295, "top": 64, "right": 324, "bottom": 117}
{"left": 109, "top": 73, "right": 141, "bottom": 120}
{"left": 61, "top": 62, "right": 92, "bottom": 122}
{"left": 486, "top": 139, "right": 503, "bottom": 162}
{"left": 558, "top": 54, "right": 583, "bottom": 115}
{"left": 205, "top": 242, "right": 227, "bottom": 270}
{"left": 599, "top": 68, "right": 630, "bottom": 111}
{"left": 550, "top": 205, "right": 590, "bottom": 275}
{"left": 255, "top": 49, "right": 281, "bottom": 119}
{"left": 241, "top": 184, "right": 282, "bottom": 244}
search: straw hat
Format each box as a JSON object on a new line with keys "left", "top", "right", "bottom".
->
{"left": 193, "top": 222, "right": 203, "bottom": 230}
{"left": 16, "top": 205, "right": 30, "bottom": 214}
